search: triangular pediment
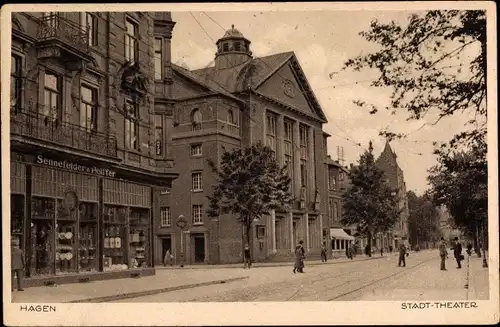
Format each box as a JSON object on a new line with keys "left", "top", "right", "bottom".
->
{"left": 255, "top": 55, "right": 327, "bottom": 122}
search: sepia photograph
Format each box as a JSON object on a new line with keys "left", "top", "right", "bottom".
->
{"left": 1, "top": 2, "right": 498, "bottom": 326}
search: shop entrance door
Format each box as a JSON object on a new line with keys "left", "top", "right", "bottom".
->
{"left": 194, "top": 235, "right": 205, "bottom": 263}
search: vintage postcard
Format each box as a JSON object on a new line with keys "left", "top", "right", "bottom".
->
{"left": 1, "top": 1, "right": 498, "bottom": 326}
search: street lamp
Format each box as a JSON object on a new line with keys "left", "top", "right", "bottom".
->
{"left": 176, "top": 214, "right": 187, "bottom": 268}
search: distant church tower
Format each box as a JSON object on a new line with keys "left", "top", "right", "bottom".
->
{"left": 214, "top": 24, "right": 253, "bottom": 69}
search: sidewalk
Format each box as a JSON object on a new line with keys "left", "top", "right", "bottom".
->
{"left": 10, "top": 268, "right": 250, "bottom": 303}
{"left": 467, "top": 253, "right": 490, "bottom": 300}
{"left": 157, "top": 254, "right": 384, "bottom": 270}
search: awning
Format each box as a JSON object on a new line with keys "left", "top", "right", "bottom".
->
{"left": 330, "top": 228, "right": 355, "bottom": 240}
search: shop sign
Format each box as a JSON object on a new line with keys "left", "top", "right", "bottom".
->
{"left": 36, "top": 155, "right": 116, "bottom": 177}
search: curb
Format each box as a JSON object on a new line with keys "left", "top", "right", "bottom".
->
{"left": 66, "top": 276, "right": 249, "bottom": 303}
{"left": 157, "top": 256, "right": 385, "bottom": 270}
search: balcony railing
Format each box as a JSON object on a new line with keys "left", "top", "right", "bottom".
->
{"left": 10, "top": 109, "right": 117, "bottom": 158}
{"left": 173, "top": 120, "right": 240, "bottom": 138}
{"left": 37, "top": 14, "right": 89, "bottom": 52}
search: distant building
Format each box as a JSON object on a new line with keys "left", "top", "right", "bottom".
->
{"left": 437, "top": 205, "right": 462, "bottom": 242}
{"left": 375, "top": 141, "right": 410, "bottom": 250}
{"left": 158, "top": 25, "right": 331, "bottom": 264}
{"left": 325, "top": 154, "right": 355, "bottom": 257}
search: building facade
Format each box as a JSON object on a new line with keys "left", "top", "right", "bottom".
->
{"left": 9, "top": 11, "right": 177, "bottom": 285}
{"left": 324, "top": 154, "right": 355, "bottom": 257}
{"left": 156, "top": 26, "right": 330, "bottom": 265}
{"left": 375, "top": 141, "right": 410, "bottom": 250}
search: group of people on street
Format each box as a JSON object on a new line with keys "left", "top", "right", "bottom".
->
{"left": 439, "top": 237, "right": 469, "bottom": 271}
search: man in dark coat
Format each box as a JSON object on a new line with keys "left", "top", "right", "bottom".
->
{"left": 398, "top": 243, "right": 407, "bottom": 267}
{"left": 11, "top": 237, "right": 25, "bottom": 291}
{"left": 453, "top": 237, "right": 463, "bottom": 269}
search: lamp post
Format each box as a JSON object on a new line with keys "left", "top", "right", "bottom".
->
{"left": 176, "top": 214, "right": 187, "bottom": 268}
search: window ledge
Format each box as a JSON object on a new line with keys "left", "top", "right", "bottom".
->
{"left": 193, "top": 223, "right": 204, "bottom": 226}
{"left": 160, "top": 225, "right": 171, "bottom": 228}
{"left": 192, "top": 189, "right": 204, "bottom": 193}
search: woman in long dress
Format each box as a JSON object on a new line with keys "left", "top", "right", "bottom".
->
{"left": 293, "top": 245, "right": 302, "bottom": 274}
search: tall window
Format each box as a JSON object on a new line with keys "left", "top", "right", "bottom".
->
{"left": 155, "top": 114, "right": 163, "bottom": 156}
{"left": 284, "top": 119, "right": 293, "bottom": 178}
{"left": 80, "top": 85, "right": 98, "bottom": 131}
{"left": 192, "top": 205, "right": 203, "bottom": 225}
{"left": 227, "top": 109, "right": 234, "bottom": 124}
{"left": 125, "top": 18, "right": 138, "bottom": 62}
{"left": 191, "top": 109, "right": 202, "bottom": 131}
{"left": 299, "top": 124, "right": 308, "bottom": 159}
{"left": 300, "top": 160, "right": 307, "bottom": 187}
{"left": 125, "top": 99, "right": 139, "bottom": 150}
{"left": 11, "top": 55, "right": 22, "bottom": 113}
{"left": 160, "top": 207, "right": 171, "bottom": 227}
{"left": 328, "top": 172, "right": 337, "bottom": 190}
{"left": 154, "top": 38, "right": 162, "bottom": 80}
{"left": 192, "top": 172, "right": 202, "bottom": 191}
{"left": 43, "top": 71, "right": 61, "bottom": 122}
{"left": 266, "top": 112, "right": 277, "bottom": 156}
{"left": 81, "top": 12, "right": 98, "bottom": 46}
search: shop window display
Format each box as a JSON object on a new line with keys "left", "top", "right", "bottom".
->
{"left": 31, "top": 196, "right": 55, "bottom": 276}
{"left": 78, "top": 202, "right": 98, "bottom": 272}
{"left": 129, "top": 208, "right": 150, "bottom": 268}
{"left": 55, "top": 198, "right": 77, "bottom": 274}
{"left": 103, "top": 205, "right": 128, "bottom": 271}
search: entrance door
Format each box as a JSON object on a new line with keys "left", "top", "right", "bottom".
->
{"left": 162, "top": 237, "right": 172, "bottom": 259}
{"left": 194, "top": 236, "right": 205, "bottom": 263}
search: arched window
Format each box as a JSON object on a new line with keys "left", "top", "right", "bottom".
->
{"left": 227, "top": 109, "right": 234, "bottom": 125}
{"left": 191, "top": 108, "right": 202, "bottom": 131}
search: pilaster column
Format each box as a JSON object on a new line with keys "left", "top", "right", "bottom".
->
{"left": 293, "top": 121, "right": 301, "bottom": 197}
{"left": 319, "top": 213, "right": 323, "bottom": 246}
{"left": 305, "top": 213, "right": 310, "bottom": 252}
{"left": 271, "top": 209, "right": 277, "bottom": 254}
{"left": 289, "top": 211, "right": 294, "bottom": 252}
{"left": 308, "top": 126, "right": 315, "bottom": 203}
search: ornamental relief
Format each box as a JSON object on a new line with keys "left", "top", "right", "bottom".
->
{"left": 282, "top": 79, "right": 295, "bottom": 98}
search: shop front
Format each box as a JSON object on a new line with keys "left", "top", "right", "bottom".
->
{"left": 329, "top": 228, "right": 355, "bottom": 258}
{"left": 10, "top": 152, "right": 162, "bottom": 287}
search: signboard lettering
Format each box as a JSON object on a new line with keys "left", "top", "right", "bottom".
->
{"left": 36, "top": 155, "right": 116, "bottom": 177}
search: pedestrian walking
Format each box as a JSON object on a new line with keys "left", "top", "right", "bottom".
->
{"left": 453, "top": 237, "right": 463, "bottom": 269}
{"left": 320, "top": 242, "right": 327, "bottom": 263}
{"left": 163, "top": 249, "right": 173, "bottom": 267}
{"left": 439, "top": 237, "right": 448, "bottom": 271}
{"left": 243, "top": 244, "right": 252, "bottom": 269}
{"left": 380, "top": 247, "right": 384, "bottom": 256}
{"left": 364, "top": 244, "right": 370, "bottom": 256}
{"left": 11, "top": 237, "right": 25, "bottom": 292}
{"left": 398, "top": 243, "right": 407, "bottom": 267}
{"left": 389, "top": 245, "right": 393, "bottom": 254}
{"left": 293, "top": 240, "right": 305, "bottom": 273}
{"left": 466, "top": 242, "right": 473, "bottom": 256}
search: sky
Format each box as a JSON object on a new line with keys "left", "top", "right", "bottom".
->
{"left": 169, "top": 10, "right": 478, "bottom": 195}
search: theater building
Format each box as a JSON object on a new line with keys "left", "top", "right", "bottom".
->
{"left": 157, "top": 25, "right": 330, "bottom": 264}
{"left": 9, "top": 11, "right": 177, "bottom": 286}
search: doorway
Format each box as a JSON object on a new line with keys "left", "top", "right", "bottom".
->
{"left": 161, "top": 237, "right": 172, "bottom": 260}
{"left": 194, "top": 235, "right": 205, "bottom": 263}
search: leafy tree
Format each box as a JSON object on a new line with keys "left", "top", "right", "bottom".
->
{"left": 407, "top": 191, "right": 439, "bottom": 248}
{"left": 206, "top": 142, "right": 293, "bottom": 260}
{"left": 343, "top": 10, "right": 486, "bottom": 152}
{"left": 342, "top": 141, "right": 401, "bottom": 256}
{"left": 427, "top": 140, "right": 488, "bottom": 259}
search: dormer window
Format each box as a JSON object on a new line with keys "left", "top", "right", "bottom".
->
{"left": 191, "top": 108, "right": 202, "bottom": 131}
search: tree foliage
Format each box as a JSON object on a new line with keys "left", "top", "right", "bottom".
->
{"left": 407, "top": 191, "right": 440, "bottom": 246}
{"left": 342, "top": 142, "right": 401, "bottom": 254}
{"left": 343, "top": 10, "right": 487, "bottom": 151}
{"left": 206, "top": 142, "right": 293, "bottom": 257}
{"left": 427, "top": 140, "right": 487, "bottom": 247}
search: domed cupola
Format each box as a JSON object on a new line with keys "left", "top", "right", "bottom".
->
{"left": 214, "top": 25, "right": 253, "bottom": 69}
